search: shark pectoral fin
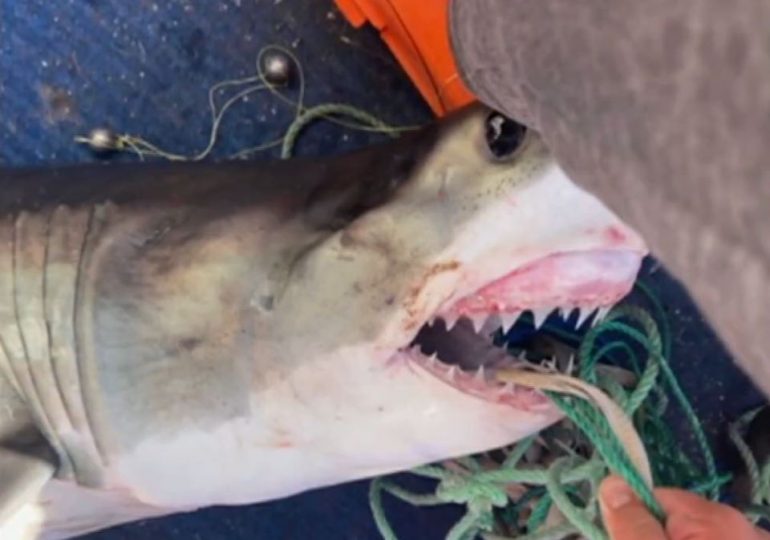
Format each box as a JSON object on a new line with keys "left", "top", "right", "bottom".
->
{"left": 0, "top": 434, "right": 57, "bottom": 533}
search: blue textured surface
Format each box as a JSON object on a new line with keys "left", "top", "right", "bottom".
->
{"left": 1, "top": 0, "right": 766, "bottom": 539}
{"left": 0, "top": 0, "right": 432, "bottom": 166}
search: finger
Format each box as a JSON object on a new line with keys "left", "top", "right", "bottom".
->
{"left": 599, "top": 475, "right": 667, "bottom": 540}
{"left": 655, "top": 487, "right": 768, "bottom": 540}
{"left": 654, "top": 487, "right": 723, "bottom": 514}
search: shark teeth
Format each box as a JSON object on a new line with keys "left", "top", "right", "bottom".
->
{"left": 531, "top": 307, "right": 552, "bottom": 329}
{"left": 469, "top": 314, "right": 487, "bottom": 333}
{"left": 444, "top": 313, "right": 459, "bottom": 331}
{"left": 499, "top": 312, "right": 519, "bottom": 333}
{"left": 447, "top": 366, "right": 458, "bottom": 381}
{"left": 540, "top": 357, "right": 558, "bottom": 371}
{"left": 576, "top": 306, "right": 597, "bottom": 328}
{"left": 565, "top": 354, "right": 576, "bottom": 375}
{"left": 594, "top": 306, "right": 612, "bottom": 325}
{"left": 431, "top": 302, "right": 616, "bottom": 336}
{"left": 428, "top": 353, "right": 438, "bottom": 368}
{"left": 431, "top": 298, "right": 618, "bottom": 334}
{"left": 497, "top": 382, "right": 516, "bottom": 396}
{"left": 474, "top": 366, "right": 486, "bottom": 382}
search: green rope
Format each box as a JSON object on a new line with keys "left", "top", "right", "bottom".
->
{"left": 623, "top": 344, "right": 659, "bottom": 415}
{"left": 596, "top": 374, "right": 629, "bottom": 412}
{"left": 375, "top": 480, "right": 445, "bottom": 506}
{"left": 466, "top": 458, "right": 604, "bottom": 485}
{"left": 411, "top": 464, "right": 455, "bottom": 480}
{"left": 509, "top": 486, "right": 545, "bottom": 515}
{"left": 369, "top": 479, "right": 399, "bottom": 540}
{"left": 369, "top": 297, "right": 728, "bottom": 539}
{"left": 729, "top": 422, "right": 762, "bottom": 506}
{"left": 650, "top": 339, "right": 719, "bottom": 499}
{"left": 689, "top": 473, "right": 733, "bottom": 496}
{"left": 545, "top": 458, "right": 607, "bottom": 540}
{"left": 634, "top": 280, "right": 673, "bottom": 359}
{"left": 280, "top": 103, "right": 399, "bottom": 158}
{"left": 502, "top": 435, "right": 535, "bottom": 469}
{"left": 446, "top": 511, "right": 486, "bottom": 540}
{"left": 727, "top": 407, "right": 769, "bottom": 525}
{"left": 744, "top": 504, "right": 770, "bottom": 522}
{"left": 725, "top": 407, "right": 770, "bottom": 527}
{"left": 759, "top": 458, "right": 770, "bottom": 502}
{"left": 547, "top": 393, "right": 665, "bottom": 521}
{"left": 525, "top": 494, "right": 552, "bottom": 532}
{"left": 585, "top": 307, "right": 720, "bottom": 499}
{"left": 494, "top": 522, "right": 578, "bottom": 540}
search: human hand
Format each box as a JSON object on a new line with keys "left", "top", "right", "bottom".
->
{"left": 599, "top": 475, "right": 770, "bottom": 540}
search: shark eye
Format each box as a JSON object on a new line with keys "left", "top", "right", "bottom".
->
{"left": 485, "top": 112, "right": 527, "bottom": 160}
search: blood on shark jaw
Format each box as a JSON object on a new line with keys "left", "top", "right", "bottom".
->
{"left": 397, "top": 247, "right": 643, "bottom": 410}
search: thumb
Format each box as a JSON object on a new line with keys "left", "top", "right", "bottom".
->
{"left": 599, "top": 475, "right": 667, "bottom": 540}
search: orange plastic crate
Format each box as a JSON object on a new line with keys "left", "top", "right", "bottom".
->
{"left": 335, "top": 0, "right": 476, "bottom": 117}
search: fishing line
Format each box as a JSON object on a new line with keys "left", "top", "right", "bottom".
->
{"left": 75, "top": 44, "right": 421, "bottom": 162}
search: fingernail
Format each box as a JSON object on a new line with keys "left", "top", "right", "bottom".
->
{"left": 601, "top": 476, "right": 634, "bottom": 510}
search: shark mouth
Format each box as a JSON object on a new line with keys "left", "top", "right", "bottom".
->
{"left": 402, "top": 249, "right": 642, "bottom": 409}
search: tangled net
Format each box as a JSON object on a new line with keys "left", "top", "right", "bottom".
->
{"left": 368, "top": 281, "right": 765, "bottom": 540}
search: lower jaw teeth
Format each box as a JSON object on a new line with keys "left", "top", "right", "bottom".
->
{"left": 501, "top": 382, "right": 515, "bottom": 394}
{"left": 474, "top": 366, "right": 485, "bottom": 382}
{"left": 447, "top": 366, "right": 458, "bottom": 380}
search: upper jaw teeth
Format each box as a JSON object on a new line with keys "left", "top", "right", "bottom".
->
{"left": 444, "top": 313, "right": 459, "bottom": 331}
{"left": 576, "top": 307, "right": 596, "bottom": 328}
{"left": 500, "top": 312, "right": 518, "bottom": 333}
{"left": 595, "top": 306, "right": 612, "bottom": 323}
{"left": 430, "top": 302, "right": 614, "bottom": 336}
{"left": 407, "top": 302, "right": 617, "bottom": 398}
{"left": 530, "top": 308, "right": 552, "bottom": 330}
{"left": 469, "top": 314, "right": 486, "bottom": 333}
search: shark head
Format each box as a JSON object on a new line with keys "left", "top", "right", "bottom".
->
{"left": 251, "top": 106, "right": 647, "bottom": 494}
{"left": 81, "top": 106, "right": 646, "bottom": 521}
{"left": 108, "top": 106, "right": 646, "bottom": 511}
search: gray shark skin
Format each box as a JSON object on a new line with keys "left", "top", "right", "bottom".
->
{"left": 0, "top": 106, "right": 647, "bottom": 539}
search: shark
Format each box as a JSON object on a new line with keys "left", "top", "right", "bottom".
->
{"left": 0, "top": 105, "right": 647, "bottom": 539}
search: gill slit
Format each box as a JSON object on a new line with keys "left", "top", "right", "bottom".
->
{"left": 12, "top": 211, "right": 67, "bottom": 469}
{"left": 73, "top": 204, "right": 109, "bottom": 465}
{"left": 42, "top": 208, "right": 80, "bottom": 438}
{"left": 0, "top": 334, "right": 21, "bottom": 396}
{"left": 0, "top": 215, "right": 30, "bottom": 421}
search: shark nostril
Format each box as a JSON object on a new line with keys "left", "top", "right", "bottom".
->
{"left": 485, "top": 112, "right": 527, "bottom": 160}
